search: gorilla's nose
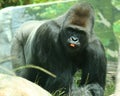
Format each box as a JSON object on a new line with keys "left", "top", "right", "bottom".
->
{"left": 70, "top": 36, "right": 79, "bottom": 42}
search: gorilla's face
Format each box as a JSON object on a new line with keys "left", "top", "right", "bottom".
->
{"left": 60, "top": 27, "right": 88, "bottom": 53}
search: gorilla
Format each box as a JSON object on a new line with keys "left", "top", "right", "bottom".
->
{"left": 11, "top": 2, "right": 107, "bottom": 96}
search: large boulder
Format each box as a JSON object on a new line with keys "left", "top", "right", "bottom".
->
{"left": 0, "top": 73, "right": 52, "bottom": 96}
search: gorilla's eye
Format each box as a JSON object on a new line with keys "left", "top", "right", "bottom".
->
{"left": 65, "top": 27, "right": 86, "bottom": 36}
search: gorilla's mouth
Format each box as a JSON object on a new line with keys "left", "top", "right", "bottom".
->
{"left": 67, "top": 43, "right": 80, "bottom": 51}
{"left": 69, "top": 43, "right": 76, "bottom": 48}
{"left": 65, "top": 43, "right": 80, "bottom": 54}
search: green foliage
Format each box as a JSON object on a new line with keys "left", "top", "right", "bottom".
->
{"left": 105, "top": 77, "right": 115, "bottom": 96}
{"left": 33, "top": 0, "right": 57, "bottom": 3}
{"left": 113, "top": 20, "right": 120, "bottom": 43}
{"left": 52, "top": 88, "right": 66, "bottom": 96}
{"left": 0, "top": 0, "right": 59, "bottom": 8}
{"left": 112, "top": 0, "right": 120, "bottom": 9}
{"left": 25, "top": 2, "right": 75, "bottom": 20}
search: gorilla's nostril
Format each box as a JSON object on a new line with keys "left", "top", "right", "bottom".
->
{"left": 71, "top": 36, "right": 79, "bottom": 42}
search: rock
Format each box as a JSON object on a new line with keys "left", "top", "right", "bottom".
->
{"left": 0, "top": 73, "right": 52, "bottom": 96}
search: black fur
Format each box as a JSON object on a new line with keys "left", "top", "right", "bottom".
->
{"left": 11, "top": 3, "right": 107, "bottom": 96}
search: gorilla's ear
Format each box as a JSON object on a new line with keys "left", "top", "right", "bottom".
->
{"left": 63, "top": 3, "right": 94, "bottom": 33}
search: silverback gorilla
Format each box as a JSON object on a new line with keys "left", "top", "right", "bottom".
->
{"left": 11, "top": 3, "right": 107, "bottom": 96}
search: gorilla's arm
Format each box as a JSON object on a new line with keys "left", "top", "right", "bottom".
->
{"left": 80, "top": 38, "right": 106, "bottom": 95}
{"left": 11, "top": 21, "right": 45, "bottom": 77}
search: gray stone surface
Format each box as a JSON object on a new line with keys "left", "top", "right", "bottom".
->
{"left": 0, "top": 6, "right": 35, "bottom": 73}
